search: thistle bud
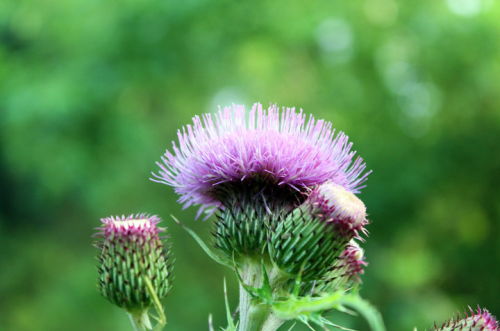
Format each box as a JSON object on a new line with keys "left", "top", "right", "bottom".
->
{"left": 308, "top": 182, "right": 368, "bottom": 239}
{"left": 269, "top": 182, "right": 368, "bottom": 281}
{"left": 96, "top": 214, "right": 172, "bottom": 312}
{"left": 312, "top": 240, "right": 367, "bottom": 293}
{"left": 433, "top": 307, "right": 499, "bottom": 331}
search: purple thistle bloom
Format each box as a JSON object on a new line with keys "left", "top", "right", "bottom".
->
{"left": 152, "top": 103, "right": 370, "bottom": 216}
{"left": 434, "top": 306, "right": 499, "bottom": 331}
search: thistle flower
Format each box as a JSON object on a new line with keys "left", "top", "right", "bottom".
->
{"left": 433, "top": 307, "right": 499, "bottom": 331}
{"left": 269, "top": 182, "right": 368, "bottom": 280}
{"left": 153, "top": 104, "right": 368, "bottom": 213}
{"left": 152, "top": 104, "right": 369, "bottom": 257}
{"left": 96, "top": 214, "right": 172, "bottom": 312}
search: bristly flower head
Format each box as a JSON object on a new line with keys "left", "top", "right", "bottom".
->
{"left": 268, "top": 180, "right": 368, "bottom": 281}
{"left": 433, "top": 306, "right": 499, "bottom": 331}
{"left": 152, "top": 103, "right": 370, "bottom": 216}
{"left": 96, "top": 214, "right": 172, "bottom": 312}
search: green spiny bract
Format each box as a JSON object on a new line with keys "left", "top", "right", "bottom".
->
{"left": 268, "top": 207, "right": 348, "bottom": 281}
{"left": 213, "top": 204, "right": 271, "bottom": 258}
{"left": 96, "top": 214, "right": 172, "bottom": 311}
{"left": 269, "top": 182, "right": 368, "bottom": 282}
{"left": 212, "top": 179, "right": 302, "bottom": 259}
{"left": 307, "top": 240, "right": 366, "bottom": 294}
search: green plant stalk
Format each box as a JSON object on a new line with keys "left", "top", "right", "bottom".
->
{"left": 127, "top": 309, "right": 152, "bottom": 331}
{"left": 261, "top": 313, "right": 285, "bottom": 331}
{"left": 238, "top": 260, "right": 272, "bottom": 331}
{"left": 126, "top": 276, "right": 167, "bottom": 331}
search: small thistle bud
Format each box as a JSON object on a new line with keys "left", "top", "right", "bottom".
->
{"left": 269, "top": 182, "right": 368, "bottom": 281}
{"left": 433, "top": 307, "right": 499, "bottom": 331}
{"left": 312, "top": 240, "right": 367, "bottom": 293}
{"left": 336, "top": 241, "right": 366, "bottom": 282}
{"left": 96, "top": 214, "right": 172, "bottom": 312}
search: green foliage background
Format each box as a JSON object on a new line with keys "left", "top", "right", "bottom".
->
{"left": 1, "top": 0, "right": 499, "bottom": 330}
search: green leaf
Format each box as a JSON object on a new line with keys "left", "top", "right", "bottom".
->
{"left": 272, "top": 291, "right": 345, "bottom": 318}
{"left": 170, "top": 215, "right": 232, "bottom": 268}
{"left": 337, "top": 293, "right": 386, "bottom": 331}
{"left": 270, "top": 290, "right": 385, "bottom": 331}
{"left": 222, "top": 278, "right": 238, "bottom": 331}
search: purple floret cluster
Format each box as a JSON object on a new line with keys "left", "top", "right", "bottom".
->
{"left": 98, "top": 213, "right": 163, "bottom": 238}
{"left": 152, "top": 103, "right": 370, "bottom": 215}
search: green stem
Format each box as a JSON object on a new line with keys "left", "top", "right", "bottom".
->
{"left": 261, "top": 313, "right": 285, "bottom": 331}
{"left": 127, "top": 310, "right": 152, "bottom": 331}
{"left": 126, "top": 277, "right": 166, "bottom": 331}
{"left": 238, "top": 260, "right": 272, "bottom": 331}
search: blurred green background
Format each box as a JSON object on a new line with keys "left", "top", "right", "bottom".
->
{"left": 1, "top": 0, "right": 499, "bottom": 330}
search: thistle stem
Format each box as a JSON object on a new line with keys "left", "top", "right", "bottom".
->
{"left": 238, "top": 260, "right": 277, "bottom": 331}
{"left": 238, "top": 260, "right": 266, "bottom": 331}
{"left": 126, "top": 277, "right": 166, "bottom": 331}
{"left": 127, "top": 310, "right": 152, "bottom": 331}
{"left": 261, "top": 313, "right": 285, "bottom": 331}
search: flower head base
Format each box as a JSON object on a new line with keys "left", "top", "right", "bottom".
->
{"left": 213, "top": 200, "right": 272, "bottom": 257}
{"left": 96, "top": 214, "right": 172, "bottom": 311}
{"left": 152, "top": 104, "right": 369, "bottom": 216}
{"left": 434, "top": 307, "right": 499, "bottom": 331}
{"left": 307, "top": 181, "right": 368, "bottom": 238}
{"left": 268, "top": 209, "right": 348, "bottom": 281}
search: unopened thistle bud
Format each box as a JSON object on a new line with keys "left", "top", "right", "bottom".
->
{"left": 269, "top": 182, "right": 368, "bottom": 281}
{"left": 433, "top": 307, "right": 499, "bottom": 331}
{"left": 308, "top": 182, "right": 368, "bottom": 239}
{"left": 96, "top": 214, "right": 172, "bottom": 312}
{"left": 312, "top": 240, "right": 367, "bottom": 293}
